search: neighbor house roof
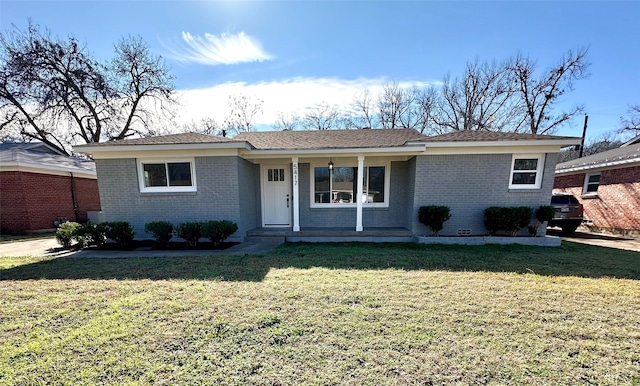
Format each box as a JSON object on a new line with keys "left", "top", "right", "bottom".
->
{"left": 0, "top": 142, "right": 96, "bottom": 177}
{"left": 555, "top": 143, "right": 640, "bottom": 173}
{"left": 236, "top": 128, "right": 425, "bottom": 150}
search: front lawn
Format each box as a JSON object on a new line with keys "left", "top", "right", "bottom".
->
{"left": 1, "top": 242, "right": 639, "bottom": 385}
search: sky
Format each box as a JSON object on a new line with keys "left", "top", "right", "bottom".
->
{"left": 1, "top": 0, "right": 639, "bottom": 141}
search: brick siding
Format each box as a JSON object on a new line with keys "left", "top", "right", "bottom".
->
{"left": 0, "top": 171, "right": 101, "bottom": 232}
{"left": 554, "top": 165, "right": 640, "bottom": 231}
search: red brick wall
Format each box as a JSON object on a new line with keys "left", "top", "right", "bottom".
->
{"left": 0, "top": 171, "right": 101, "bottom": 232}
{"left": 553, "top": 165, "right": 640, "bottom": 231}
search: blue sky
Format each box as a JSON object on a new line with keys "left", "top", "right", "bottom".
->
{"left": 2, "top": 1, "right": 639, "bottom": 140}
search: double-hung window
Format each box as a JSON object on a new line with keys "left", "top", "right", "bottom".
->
{"left": 137, "top": 159, "right": 196, "bottom": 193}
{"left": 509, "top": 154, "right": 545, "bottom": 189}
{"left": 311, "top": 163, "right": 388, "bottom": 207}
{"left": 583, "top": 173, "right": 600, "bottom": 195}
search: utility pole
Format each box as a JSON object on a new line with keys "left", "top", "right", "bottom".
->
{"left": 579, "top": 115, "right": 588, "bottom": 158}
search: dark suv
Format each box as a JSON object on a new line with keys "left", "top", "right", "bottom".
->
{"left": 548, "top": 193, "right": 584, "bottom": 234}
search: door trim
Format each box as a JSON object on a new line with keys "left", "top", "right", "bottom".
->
{"left": 260, "top": 164, "right": 292, "bottom": 227}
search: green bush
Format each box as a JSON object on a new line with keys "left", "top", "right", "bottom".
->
{"left": 201, "top": 220, "right": 238, "bottom": 246}
{"left": 535, "top": 205, "right": 555, "bottom": 223}
{"left": 484, "top": 206, "right": 533, "bottom": 236}
{"left": 144, "top": 221, "right": 173, "bottom": 248}
{"left": 55, "top": 222, "right": 81, "bottom": 248}
{"left": 103, "top": 221, "right": 135, "bottom": 249}
{"left": 76, "top": 223, "right": 107, "bottom": 248}
{"left": 176, "top": 221, "right": 201, "bottom": 248}
{"left": 418, "top": 206, "right": 451, "bottom": 236}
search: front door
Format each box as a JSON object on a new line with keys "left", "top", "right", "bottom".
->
{"left": 262, "top": 165, "right": 291, "bottom": 226}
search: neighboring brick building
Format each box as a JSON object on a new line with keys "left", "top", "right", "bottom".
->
{"left": 554, "top": 135, "right": 640, "bottom": 236}
{"left": 0, "top": 142, "right": 101, "bottom": 234}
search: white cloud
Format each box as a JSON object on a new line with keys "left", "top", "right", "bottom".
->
{"left": 174, "top": 77, "right": 440, "bottom": 128}
{"left": 162, "top": 31, "right": 272, "bottom": 65}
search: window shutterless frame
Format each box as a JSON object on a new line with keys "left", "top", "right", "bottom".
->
{"left": 508, "top": 154, "right": 545, "bottom": 189}
{"left": 583, "top": 172, "right": 601, "bottom": 195}
{"left": 309, "top": 161, "right": 390, "bottom": 208}
{"left": 136, "top": 158, "right": 197, "bottom": 193}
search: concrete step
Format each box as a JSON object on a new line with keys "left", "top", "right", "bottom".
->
{"left": 244, "top": 236, "right": 286, "bottom": 243}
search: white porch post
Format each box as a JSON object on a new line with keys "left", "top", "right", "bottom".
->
{"left": 356, "top": 155, "right": 364, "bottom": 232}
{"left": 292, "top": 157, "right": 300, "bottom": 232}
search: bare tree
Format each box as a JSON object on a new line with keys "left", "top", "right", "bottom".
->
{"left": 558, "top": 130, "right": 624, "bottom": 163}
{"left": 351, "top": 88, "right": 378, "bottom": 129}
{"left": 181, "top": 116, "right": 221, "bottom": 135}
{"left": 301, "top": 103, "right": 340, "bottom": 130}
{"left": 0, "top": 23, "right": 175, "bottom": 154}
{"left": 413, "top": 86, "right": 438, "bottom": 134}
{"left": 378, "top": 81, "right": 415, "bottom": 129}
{"left": 430, "top": 59, "right": 522, "bottom": 133}
{"left": 510, "top": 47, "right": 590, "bottom": 134}
{"left": 223, "top": 94, "right": 263, "bottom": 134}
{"left": 620, "top": 104, "right": 640, "bottom": 137}
{"left": 273, "top": 111, "right": 300, "bottom": 131}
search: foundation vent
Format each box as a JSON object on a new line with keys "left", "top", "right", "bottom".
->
{"left": 457, "top": 229, "right": 472, "bottom": 236}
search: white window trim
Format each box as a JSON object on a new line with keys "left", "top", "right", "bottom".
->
{"left": 137, "top": 158, "right": 197, "bottom": 193}
{"left": 309, "top": 161, "right": 390, "bottom": 208}
{"left": 582, "top": 172, "right": 601, "bottom": 195}
{"left": 508, "top": 154, "right": 545, "bottom": 190}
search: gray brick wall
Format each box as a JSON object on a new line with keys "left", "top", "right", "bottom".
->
{"left": 237, "top": 158, "right": 260, "bottom": 233}
{"left": 297, "top": 161, "right": 412, "bottom": 228}
{"left": 95, "top": 156, "right": 247, "bottom": 240}
{"left": 410, "top": 153, "right": 558, "bottom": 236}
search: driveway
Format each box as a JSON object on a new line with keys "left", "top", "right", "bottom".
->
{"left": 547, "top": 229, "right": 640, "bottom": 253}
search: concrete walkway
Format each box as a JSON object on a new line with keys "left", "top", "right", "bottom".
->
{"left": 0, "top": 237, "right": 284, "bottom": 258}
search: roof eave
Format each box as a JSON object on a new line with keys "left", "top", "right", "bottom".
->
{"left": 555, "top": 157, "right": 640, "bottom": 174}
{"left": 74, "top": 141, "right": 252, "bottom": 154}
{"left": 241, "top": 144, "right": 427, "bottom": 157}
{"left": 409, "top": 138, "right": 582, "bottom": 148}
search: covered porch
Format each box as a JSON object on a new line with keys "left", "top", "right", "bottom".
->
{"left": 246, "top": 227, "right": 414, "bottom": 243}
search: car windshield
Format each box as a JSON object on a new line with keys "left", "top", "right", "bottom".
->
{"left": 551, "top": 195, "right": 579, "bottom": 205}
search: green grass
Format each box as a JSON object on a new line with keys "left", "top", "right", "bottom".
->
{"left": 1, "top": 242, "right": 639, "bottom": 385}
{"left": 0, "top": 232, "right": 56, "bottom": 244}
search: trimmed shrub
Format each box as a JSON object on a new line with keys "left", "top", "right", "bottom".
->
{"left": 145, "top": 221, "right": 173, "bottom": 248}
{"left": 201, "top": 220, "right": 238, "bottom": 246}
{"left": 418, "top": 206, "right": 451, "bottom": 236}
{"left": 56, "top": 221, "right": 81, "bottom": 248}
{"left": 484, "top": 206, "right": 533, "bottom": 236}
{"left": 176, "top": 221, "right": 201, "bottom": 248}
{"left": 76, "top": 223, "right": 107, "bottom": 248}
{"left": 528, "top": 205, "right": 556, "bottom": 236}
{"left": 535, "top": 205, "right": 555, "bottom": 223}
{"left": 103, "top": 221, "right": 135, "bottom": 249}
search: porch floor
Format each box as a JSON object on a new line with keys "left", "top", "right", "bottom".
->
{"left": 247, "top": 227, "right": 413, "bottom": 242}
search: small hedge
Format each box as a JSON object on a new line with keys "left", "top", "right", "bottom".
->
{"left": 484, "top": 206, "right": 532, "bottom": 236}
{"left": 145, "top": 220, "right": 173, "bottom": 248}
{"left": 103, "top": 221, "right": 135, "bottom": 249}
{"left": 418, "top": 206, "right": 451, "bottom": 236}
{"left": 55, "top": 222, "right": 82, "bottom": 248}
{"left": 176, "top": 221, "right": 201, "bottom": 248}
{"left": 201, "top": 220, "right": 238, "bottom": 246}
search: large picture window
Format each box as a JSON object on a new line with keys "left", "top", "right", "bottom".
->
{"left": 509, "top": 154, "right": 544, "bottom": 189}
{"left": 137, "top": 159, "right": 196, "bottom": 192}
{"left": 312, "top": 163, "right": 388, "bottom": 207}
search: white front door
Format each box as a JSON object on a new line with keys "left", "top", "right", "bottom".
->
{"left": 262, "top": 165, "right": 291, "bottom": 226}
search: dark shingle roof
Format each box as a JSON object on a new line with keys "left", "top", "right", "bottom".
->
{"left": 236, "top": 129, "right": 426, "bottom": 150}
{"left": 422, "top": 131, "right": 578, "bottom": 142}
{"left": 0, "top": 145, "right": 96, "bottom": 174}
{"left": 556, "top": 143, "right": 640, "bottom": 172}
{"left": 75, "top": 132, "right": 235, "bottom": 147}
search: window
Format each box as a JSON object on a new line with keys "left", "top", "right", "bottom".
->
{"left": 137, "top": 159, "right": 196, "bottom": 192}
{"left": 583, "top": 173, "right": 600, "bottom": 195}
{"left": 509, "top": 154, "right": 544, "bottom": 189}
{"left": 311, "top": 163, "right": 388, "bottom": 207}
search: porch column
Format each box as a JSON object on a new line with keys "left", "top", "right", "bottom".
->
{"left": 292, "top": 157, "right": 300, "bottom": 232}
{"left": 356, "top": 155, "right": 364, "bottom": 231}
